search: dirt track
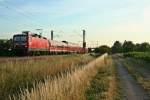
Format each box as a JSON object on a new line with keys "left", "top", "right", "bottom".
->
{"left": 115, "top": 56, "right": 149, "bottom": 100}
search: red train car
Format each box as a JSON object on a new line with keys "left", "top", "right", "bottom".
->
{"left": 49, "top": 40, "right": 67, "bottom": 54}
{"left": 67, "top": 42, "right": 81, "bottom": 53}
{"left": 28, "top": 33, "right": 49, "bottom": 55}
{"left": 13, "top": 31, "right": 87, "bottom": 56}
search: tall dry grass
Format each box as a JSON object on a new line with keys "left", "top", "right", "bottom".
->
{"left": 13, "top": 54, "right": 108, "bottom": 100}
{"left": 0, "top": 54, "right": 94, "bottom": 100}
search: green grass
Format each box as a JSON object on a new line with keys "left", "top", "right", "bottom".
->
{"left": 124, "top": 52, "right": 150, "bottom": 62}
{"left": 85, "top": 56, "right": 122, "bottom": 100}
{"left": 85, "top": 67, "right": 110, "bottom": 100}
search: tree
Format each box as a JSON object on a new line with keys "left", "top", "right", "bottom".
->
{"left": 122, "top": 41, "right": 135, "bottom": 52}
{"left": 140, "top": 42, "right": 150, "bottom": 52}
{"left": 111, "top": 41, "right": 123, "bottom": 53}
{"left": 94, "top": 45, "right": 111, "bottom": 54}
{"left": 135, "top": 43, "right": 141, "bottom": 52}
{"left": 134, "top": 42, "right": 150, "bottom": 52}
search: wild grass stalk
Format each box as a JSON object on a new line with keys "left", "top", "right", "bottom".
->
{"left": 0, "top": 54, "right": 94, "bottom": 99}
{"left": 13, "top": 54, "right": 108, "bottom": 100}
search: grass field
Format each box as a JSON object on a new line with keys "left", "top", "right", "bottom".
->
{"left": 124, "top": 52, "right": 150, "bottom": 62}
{"left": 11, "top": 54, "right": 109, "bottom": 100}
{"left": 0, "top": 54, "right": 94, "bottom": 100}
{"left": 1, "top": 53, "right": 149, "bottom": 100}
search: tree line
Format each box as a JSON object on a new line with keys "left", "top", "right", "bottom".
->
{"left": 94, "top": 40, "right": 150, "bottom": 54}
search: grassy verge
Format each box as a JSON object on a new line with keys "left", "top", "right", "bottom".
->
{"left": 85, "top": 56, "right": 122, "bottom": 100}
{"left": 0, "top": 54, "right": 94, "bottom": 100}
{"left": 11, "top": 54, "right": 108, "bottom": 100}
{"left": 123, "top": 61, "right": 150, "bottom": 96}
{"left": 124, "top": 52, "right": 150, "bottom": 63}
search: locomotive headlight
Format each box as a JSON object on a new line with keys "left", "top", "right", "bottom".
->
{"left": 25, "top": 45, "right": 28, "bottom": 48}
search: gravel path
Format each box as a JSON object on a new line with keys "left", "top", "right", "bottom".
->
{"left": 115, "top": 57, "right": 149, "bottom": 100}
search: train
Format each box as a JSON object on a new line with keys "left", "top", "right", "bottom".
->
{"left": 12, "top": 31, "right": 88, "bottom": 56}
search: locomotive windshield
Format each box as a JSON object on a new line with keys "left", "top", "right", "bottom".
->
{"left": 13, "top": 35, "right": 27, "bottom": 42}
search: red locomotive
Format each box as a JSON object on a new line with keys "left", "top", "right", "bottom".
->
{"left": 12, "top": 31, "right": 87, "bottom": 55}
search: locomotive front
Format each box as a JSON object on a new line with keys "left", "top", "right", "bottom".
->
{"left": 13, "top": 32, "right": 29, "bottom": 55}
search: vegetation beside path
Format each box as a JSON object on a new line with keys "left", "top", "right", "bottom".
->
{"left": 123, "top": 60, "right": 150, "bottom": 97}
{"left": 85, "top": 56, "right": 122, "bottom": 100}
{"left": 124, "top": 52, "right": 150, "bottom": 96}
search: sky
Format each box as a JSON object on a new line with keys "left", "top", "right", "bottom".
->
{"left": 0, "top": 0, "right": 150, "bottom": 46}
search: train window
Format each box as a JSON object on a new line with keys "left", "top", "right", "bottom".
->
{"left": 21, "top": 36, "right": 27, "bottom": 41}
{"left": 14, "top": 35, "right": 27, "bottom": 42}
{"left": 14, "top": 36, "right": 20, "bottom": 41}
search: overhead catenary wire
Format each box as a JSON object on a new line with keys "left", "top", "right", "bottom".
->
{"left": 0, "top": 13, "right": 36, "bottom": 30}
{"left": 0, "top": 1, "right": 86, "bottom": 41}
{"left": 10, "top": 0, "right": 55, "bottom": 28}
{"left": 0, "top": 6, "right": 38, "bottom": 24}
{"left": 0, "top": 10, "right": 37, "bottom": 29}
{"left": 0, "top": 1, "right": 45, "bottom": 28}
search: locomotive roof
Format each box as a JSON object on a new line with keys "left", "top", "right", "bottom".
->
{"left": 49, "top": 40, "right": 67, "bottom": 46}
{"left": 67, "top": 42, "right": 80, "bottom": 47}
{"left": 49, "top": 40, "right": 80, "bottom": 47}
{"left": 14, "top": 34, "right": 47, "bottom": 40}
{"left": 13, "top": 34, "right": 27, "bottom": 36}
{"left": 62, "top": 40, "right": 80, "bottom": 46}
